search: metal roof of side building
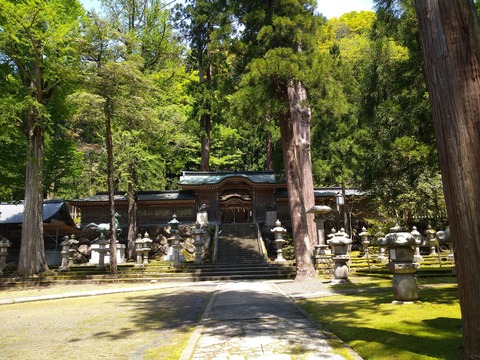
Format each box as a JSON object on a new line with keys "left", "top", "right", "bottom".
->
{"left": 0, "top": 199, "right": 75, "bottom": 225}
{"left": 179, "top": 171, "right": 284, "bottom": 186}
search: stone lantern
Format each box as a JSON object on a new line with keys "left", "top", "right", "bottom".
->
{"left": 327, "top": 228, "right": 352, "bottom": 284}
{"left": 378, "top": 224, "right": 420, "bottom": 302}
{"left": 359, "top": 227, "right": 371, "bottom": 271}
{"left": 192, "top": 222, "right": 206, "bottom": 264}
{"left": 410, "top": 226, "right": 424, "bottom": 263}
{"left": 142, "top": 232, "right": 152, "bottom": 265}
{"left": 0, "top": 237, "right": 11, "bottom": 274}
{"left": 376, "top": 232, "right": 388, "bottom": 265}
{"left": 96, "top": 234, "right": 109, "bottom": 270}
{"left": 307, "top": 205, "right": 333, "bottom": 260}
{"left": 135, "top": 233, "right": 145, "bottom": 268}
{"left": 426, "top": 225, "right": 437, "bottom": 255}
{"left": 437, "top": 226, "right": 454, "bottom": 261}
{"left": 68, "top": 234, "right": 79, "bottom": 266}
{"left": 271, "top": 219, "right": 287, "bottom": 262}
{"left": 58, "top": 236, "right": 71, "bottom": 272}
{"left": 169, "top": 214, "right": 183, "bottom": 268}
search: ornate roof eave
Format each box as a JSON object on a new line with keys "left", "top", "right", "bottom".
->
{"left": 71, "top": 199, "right": 196, "bottom": 207}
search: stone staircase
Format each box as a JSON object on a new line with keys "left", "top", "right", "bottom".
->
{"left": 216, "top": 223, "right": 264, "bottom": 265}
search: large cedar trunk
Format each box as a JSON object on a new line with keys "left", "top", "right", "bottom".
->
{"left": 287, "top": 80, "right": 317, "bottom": 248}
{"left": 279, "top": 108, "right": 316, "bottom": 282}
{"left": 200, "top": 113, "right": 211, "bottom": 171}
{"left": 415, "top": 1, "right": 480, "bottom": 357}
{"left": 17, "top": 109, "right": 49, "bottom": 277}
{"left": 105, "top": 107, "right": 118, "bottom": 275}
{"left": 127, "top": 182, "right": 138, "bottom": 261}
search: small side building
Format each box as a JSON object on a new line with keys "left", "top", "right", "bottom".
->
{"left": 0, "top": 200, "right": 81, "bottom": 265}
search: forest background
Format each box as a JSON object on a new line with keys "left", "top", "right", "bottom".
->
{"left": 0, "top": 0, "right": 455, "bottom": 228}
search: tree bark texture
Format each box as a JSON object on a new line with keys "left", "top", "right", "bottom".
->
{"left": 415, "top": 1, "right": 480, "bottom": 357}
{"left": 127, "top": 182, "right": 138, "bottom": 261}
{"left": 18, "top": 108, "right": 49, "bottom": 277}
{"left": 279, "top": 107, "right": 316, "bottom": 282}
{"left": 287, "top": 80, "right": 317, "bottom": 248}
{"left": 105, "top": 104, "right": 118, "bottom": 275}
{"left": 200, "top": 113, "right": 211, "bottom": 171}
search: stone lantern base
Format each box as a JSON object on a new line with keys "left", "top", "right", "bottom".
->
{"left": 392, "top": 274, "right": 420, "bottom": 302}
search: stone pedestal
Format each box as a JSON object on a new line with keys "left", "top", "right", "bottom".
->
{"left": 90, "top": 242, "right": 126, "bottom": 265}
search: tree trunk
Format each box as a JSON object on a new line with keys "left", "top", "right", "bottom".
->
{"left": 414, "top": 1, "right": 480, "bottom": 357}
{"left": 279, "top": 109, "right": 316, "bottom": 282}
{"left": 105, "top": 104, "right": 118, "bottom": 275}
{"left": 127, "top": 181, "right": 138, "bottom": 261}
{"left": 18, "top": 108, "right": 49, "bottom": 277}
{"left": 200, "top": 113, "right": 211, "bottom": 171}
{"left": 287, "top": 80, "right": 317, "bottom": 248}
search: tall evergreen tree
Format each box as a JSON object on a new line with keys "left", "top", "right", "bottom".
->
{"left": 0, "top": 0, "right": 83, "bottom": 276}
{"left": 230, "top": 0, "right": 321, "bottom": 280}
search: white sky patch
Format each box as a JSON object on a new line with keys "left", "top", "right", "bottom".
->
{"left": 79, "top": 0, "right": 101, "bottom": 12}
{"left": 316, "top": 0, "right": 375, "bottom": 19}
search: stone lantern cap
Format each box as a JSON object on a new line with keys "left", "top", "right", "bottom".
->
{"left": 436, "top": 226, "right": 451, "bottom": 244}
{"left": 306, "top": 205, "right": 332, "bottom": 216}
{"left": 410, "top": 226, "right": 422, "bottom": 245}
{"left": 328, "top": 228, "right": 352, "bottom": 246}
{"left": 60, "top": 236, "right": 70, "bottom": 247}
{"left": 271, "top": 220, "right": 286, "bottom": 233}
{"left": 378, "top": 232, "right": 416, "bottom": 248}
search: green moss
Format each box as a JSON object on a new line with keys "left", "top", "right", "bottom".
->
{"left": 300, "top": 284, "right": 462, "bottom": 360}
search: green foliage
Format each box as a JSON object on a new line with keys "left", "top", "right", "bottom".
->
{"left": 44, "top": 136, "right": 84, "bottom": 199}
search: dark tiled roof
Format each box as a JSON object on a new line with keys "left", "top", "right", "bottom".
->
{"left": 69, "top": 190, "right": 196, "bottom": 204}
{"left": 179, "top": 171, "right": 284, "bottom": 186}
{"left": 0, "top": 200, "right": 71, "bottom": 224}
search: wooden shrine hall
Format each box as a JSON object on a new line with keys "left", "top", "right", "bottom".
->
{"left": 71, "top": 171, "right": 358, "bottom": 231}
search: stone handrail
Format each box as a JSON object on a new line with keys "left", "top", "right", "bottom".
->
{"left": 256, "top": 223, "right": 268, "bottom": 263}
